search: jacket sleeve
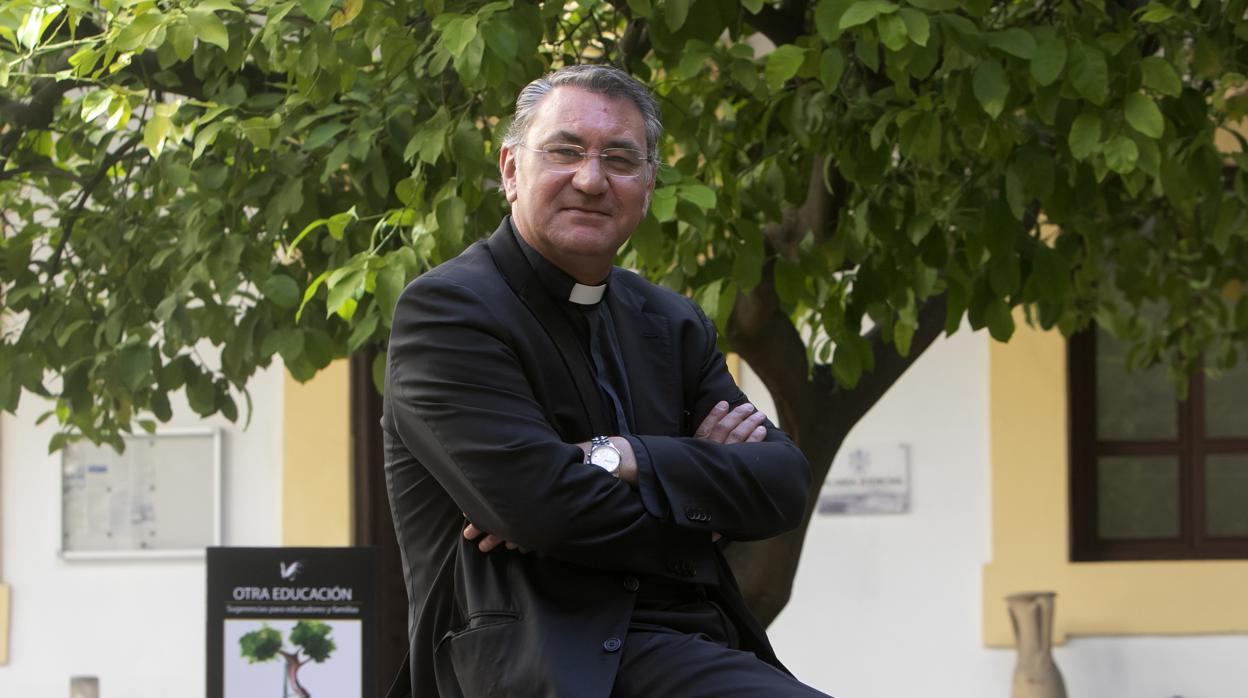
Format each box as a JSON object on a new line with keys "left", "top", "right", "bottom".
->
{"left": 630, "top": 297, "right": 812, "bottom": 542}
{"left": 385, "top": 274, "right": 717, "bottom": 580}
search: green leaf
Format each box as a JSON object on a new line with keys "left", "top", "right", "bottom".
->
{"left": 303, "top": 122, "right": 348, "bottom": 150}
{"left": 650, "top": 187, "right": 677, "bottom": 222}
{"left": 193, "top": 121, "right": 225, "bottom": 161}
{"left": 987, "top": 28, "right": 1036, "bottom": 59}
{"left": 741, "top": 0, "right": 764, "bottom": 12}
{"left": 81, "top": 90, "right": 113, "bottom": 123}
{"left": 678, "top": 184, "right": 717, "bottom": 210}
{"left": 260, "top": 275, "right": 301, "bottom": 308}
{"left": 240, "top": 117, "right": 272, "bottom": 150}
{"left": 1137, "top": 2, "right": 1176, "bottom": 22}
{"left": 1141, "top": 56, "right": 1182, "bottom": 97}
{"left": 815, "top": 0, "right": 853, "bottom": 41}
{"left": 1104, "top": 135, "right": 1139, "bottom": 174}
{"left": 984, "top": 299, "right": 1015, "bottom": 341}
{"left": 481, "top": 17, "right": 518, "bottom": 60}
{"left": 404, "top": 109, "right": 449, "bottom": 164}
{"left": 877, "top": 14, "right": 908, "bottom": 51}
{"left": 1124, "top": 92, "right": 1164, "bottom": 138}
{"left": 1030, "top": 35, "right": 1067, "bottom": 86}
{"left": 118, "top": 346, "right": 153, "bottom": 391}
{"left": 765, "top": 44, "right": 807, "bottom": 91}
{"left": 436, "top": 195, "right": 467, "bottom": 246}
{"left": 143, "top": 113, "right": 172, "bottom": 156}
{"left": 17, "top": 5, "right": 63, "bottom": 49}
{"left": 897, "top": 8, "right": 929, "bottom": 47}
{"left": 1069, "top": 43, "right": 1109, "bottom": 105}
{"left": 299, "top": 0, "right": 333, "bottom": 22}
{"left": 440, "top": 15, "right": 479, "bottom": 56}
{"left": 821, "top": 47, "right": 846, "bottom": 89}
{"left": 326, "top": 267, "right": 366, "bottom": 319}
{"left": 666, "top": 0, "right": 690, "bottom": 31}
{"left": 973, "top": 60, "right": 1009, "bottom": 119}
{"left": 114, "top": 10, "right": 166, "bottom": 52}
{"left": 831, "top": 340, "right": 863, "bottom": 387}
{"left": 1068, "top": 112, "right": 1102, "bottom": 160}
{"left": 195, "top": 0, "right": 245, "bottom": 12}
{"left": 187, "top": 9, "right": 229, "bottom": 51}
{"left": 375, "top": 263, "right": 406, "bottom": 325}
{"left": 626, "top": 0, "right": 652, "bottom": 17}
{"left": 839, "top": 0, "right": 898, "bottom": 30}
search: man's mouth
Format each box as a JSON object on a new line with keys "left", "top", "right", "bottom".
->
{"left": 563, "top": 206, "right": 611, "bottom": 217}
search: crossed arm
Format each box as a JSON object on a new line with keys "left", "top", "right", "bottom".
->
{"left": 464, "top": 400, "right": 768, "bottom": 552}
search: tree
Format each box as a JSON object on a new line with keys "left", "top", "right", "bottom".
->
{"left": 2, "top": 0, "right": 1247, "bottom": 625}
{"left": 238, "top": 621, "right": 336, "bottom": 697}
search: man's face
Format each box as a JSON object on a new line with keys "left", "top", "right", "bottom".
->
{"left": 500, "top": 86, "right": 655, "bottom": 281}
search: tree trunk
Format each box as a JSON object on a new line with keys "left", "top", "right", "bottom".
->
{"left": 281, "top": 651, "right": 310, "bottom": 698}
{"left": 726, "top": 269, "right": 949, "bottom": 627}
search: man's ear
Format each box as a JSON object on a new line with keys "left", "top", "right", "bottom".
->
{"left": 499, "top": 144, "right": 519, "bottom": 204}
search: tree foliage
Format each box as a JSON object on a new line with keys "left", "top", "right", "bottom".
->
{"left": 4, "top": 0, "right": 1248, "bottom": 620}
{"left": 239, "top": 624, "right": 284, "bottom": 663}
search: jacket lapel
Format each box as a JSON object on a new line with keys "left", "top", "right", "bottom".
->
{"left": 606, "top": 273, "right": 681, "bottom": 436}
{"left": 484, "top": 220, "right": 613, "bottom": 435}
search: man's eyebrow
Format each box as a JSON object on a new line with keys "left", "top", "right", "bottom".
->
{"left": 541, "top": 130, "right": 643, "bottom": 150}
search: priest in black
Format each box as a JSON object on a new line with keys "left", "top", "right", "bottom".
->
{"left": 382, "top": 64, "right": 827, "bottom": 698}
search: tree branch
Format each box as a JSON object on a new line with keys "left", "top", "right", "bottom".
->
{"left": 727, "top": 260, "right": 817, "bottom": 440}
{"left": 46, "top": 132, "right": 143, "bottom": 279}
{"left": 818, "top": 292, "right": 949, "bottom": 441}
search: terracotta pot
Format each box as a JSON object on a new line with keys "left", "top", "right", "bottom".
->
{"left": 1006, "top": 591, "right": 1068, "bottom": 698}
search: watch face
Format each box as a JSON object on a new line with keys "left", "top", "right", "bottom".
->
{"left": 592, "top": 445, "right": 621, "bottom": 470}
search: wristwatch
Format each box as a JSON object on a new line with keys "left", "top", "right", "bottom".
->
{"left": 585, "top": 436, "right": 622, "bottom": 478}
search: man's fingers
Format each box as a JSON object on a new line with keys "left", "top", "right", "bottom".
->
{"left": 693, "top": 400, "right": 729, "bottom": 438}
{"left": 463, "top": 523, "right": 483, "bottom": 540}
{"left": 708, "top": 403, "right": 757, "bottom": 442}
{"left": 725, "top": 409, "right": 767, "bottom": 444}
{"left": 478, "top": 534, "right": 505, "bottom": 552}
{"left": 745, "top": 424, "right": 767, "bottom": 443}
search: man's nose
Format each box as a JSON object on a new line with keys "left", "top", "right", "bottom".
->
{"left": 571, "top": 155, "right": 610, "bottom": 195}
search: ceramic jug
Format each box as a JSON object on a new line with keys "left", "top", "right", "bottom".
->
{"left": 1006, "top": 591, "right": 1068, "bottom": 698}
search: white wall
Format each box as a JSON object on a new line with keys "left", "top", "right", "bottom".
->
{"left": 0, "top": 363, "right": 284, "bottom": 698}
{"left": 751, "top": 327, "right": 1248, "bottom": 698}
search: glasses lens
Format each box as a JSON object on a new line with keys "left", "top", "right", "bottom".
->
{"left": 541, "top": 145, "right": 584, "bottom": 167}
{"left": 601, "top": 149, "right": 644, "bottom": 177}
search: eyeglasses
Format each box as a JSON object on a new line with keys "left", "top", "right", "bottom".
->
{"left": 517, "top": 143, "right": 652, "bottom": 179}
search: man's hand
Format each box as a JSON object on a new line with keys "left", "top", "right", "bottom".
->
{"left": 463, "top": 520, "right": 528, "bottom": 553}
{"left": 694, "top": 401, "right": 767, "bottom": 444}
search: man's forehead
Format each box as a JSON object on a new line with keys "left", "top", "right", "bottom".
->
{"left": 526, "top": 86, "right": 646, "bottom": 146}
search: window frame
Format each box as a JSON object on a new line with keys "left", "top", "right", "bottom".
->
{"left": 1068, "top": 330, "right": 1248, "bottom": 561}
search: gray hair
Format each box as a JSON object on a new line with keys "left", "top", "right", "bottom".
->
{"left": 503, "top": 65, "right": 662, "bottom": 166}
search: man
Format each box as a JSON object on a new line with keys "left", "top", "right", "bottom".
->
{"left": 382, "top": 65, "right": 827, "bottom": 697}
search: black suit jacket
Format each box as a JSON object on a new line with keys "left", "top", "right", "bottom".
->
{"left": 382, "top": 218, "right": 811, "bottom": 697}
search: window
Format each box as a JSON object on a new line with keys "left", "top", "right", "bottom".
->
{"left": 1069, "top": 328, "right": 1248, "bottom": 560}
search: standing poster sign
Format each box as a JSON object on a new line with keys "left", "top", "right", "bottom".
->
{"left": 207, "top": 547, "right": 377, "bottom": 698}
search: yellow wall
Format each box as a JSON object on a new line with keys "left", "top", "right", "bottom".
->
{"left": 982, "top": 314, "right": 1248, "bottom": 646}
{"left": 281, "top": 360, "right": 353, "bottom": 546}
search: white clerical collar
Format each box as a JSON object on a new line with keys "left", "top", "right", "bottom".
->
{"left": 568, "top": 283, "right": 607, "bottom": 305}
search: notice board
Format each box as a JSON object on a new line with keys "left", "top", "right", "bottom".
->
{"left": 61, "top": 428, "right": 221, "bottom": 558}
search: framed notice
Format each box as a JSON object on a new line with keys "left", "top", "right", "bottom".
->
{"left": 60, "top": 427, "right": 221, "bottom": 559}
{"left": 817, "top": 442, "right": 912, "bottom": 515}
{"left": 207, "top": 547, "right": 378, "bottom": 698}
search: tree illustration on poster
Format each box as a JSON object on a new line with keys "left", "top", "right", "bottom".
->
{"left": 239, "top": 621, "right": 336, "bottom": 698}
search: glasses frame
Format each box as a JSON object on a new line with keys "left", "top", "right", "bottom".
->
{"left": 516, "top": 142, "right": 654, "bottom": 179}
